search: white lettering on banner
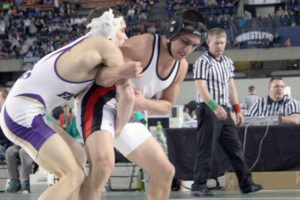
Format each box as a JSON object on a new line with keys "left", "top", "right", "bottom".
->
{"left": 249, "top": 0, "right": 281, "bottom": 5}
{"left": 235, "top": 31, "right": 274, "bottom": 43}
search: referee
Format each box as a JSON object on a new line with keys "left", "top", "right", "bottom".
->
{"left": 241, "top": 85, "right": 260, "bottom": 115}
{"left": 248, "top": 77, "right": 300, "bottom": 124}
{"left": 192, "top": 27, "right": 262, "bottom": 197}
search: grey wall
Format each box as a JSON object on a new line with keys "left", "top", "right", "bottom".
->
{"left": 187, "top": 46, "right": 300, "bottom": 63}
{"left": 177, "top": 77, "right": 300, "bottom": 105}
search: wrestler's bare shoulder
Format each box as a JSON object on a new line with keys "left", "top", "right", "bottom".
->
{"left": 57, "top": 36, "right": 123, "bottom": 82}
{"left": 121, "top": 34, "right": 153, "bottom": 62}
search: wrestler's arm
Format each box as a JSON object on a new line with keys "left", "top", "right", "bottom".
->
{"left": 90, "top": 37, "right": 142, "bottom": 86}
{"left": 135, "top": 61, "right": 189, "bottom": 115}
{"left": 89, "top": 38, "right": 137, "bottom": 133}
{"left": 92, "top": 38, "right": 141, "bottom": 134}
{"left": 120, "top": 34, "right": 182, "bottom": 116}
{"left": 96, "top": 61, "right": 142, "bottom": 87}
{"left": 57, "top": 36, "right": 141, "bottom": 86}
{"left": 114, "top": 79, "right": 135, "bottom": 136}
{"left": 65, "top": 37, "right": 134, "bottom": 134}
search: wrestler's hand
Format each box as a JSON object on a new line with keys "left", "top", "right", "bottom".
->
{"left": 133, "top": 90, "right": 145, "bottom": 111}
{"left": 119, "top": 61, "right": 143, "bottom": 79}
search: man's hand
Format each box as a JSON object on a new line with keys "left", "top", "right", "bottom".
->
{"left": 214, "top": 106, "right": 227, "bottom": 120}
{"left": 119, "top": 61, "right": 143, "bottom": 79}
{"left": 133, "top": 90, "right": 145, "bottom": 111}
{"left": 278, "top": 115, "right": 284, "bottom": 124}
{"left": 278, "top": 114, "right": 300, "bottom": 125}
{"left": 96, "top": 61, "right": 143, "bottom": 87}
{"left": 235, "top": 112, "right": 244, "bottom": 127}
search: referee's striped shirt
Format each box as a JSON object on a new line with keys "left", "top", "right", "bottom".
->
{"left": 241, "top": 95, "right": 260, "bottom": 111}
{"left": 193, "top": 51, "right": 234, "bottom": 106}
{"left": 248, "top": 95, "right": 300, "bottom": 116}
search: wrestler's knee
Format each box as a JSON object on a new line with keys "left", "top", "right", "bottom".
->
{"left": 65, "top": 164, "right": 85, "bottom": 188}
{"left": 151, "top": 161, "right": 175, "bottom": 183}
{"left": 162, "top": 162, "right": 175, "bottom": 182}
{"left": 90, "top": 154, "right": 115, "bottom": 178}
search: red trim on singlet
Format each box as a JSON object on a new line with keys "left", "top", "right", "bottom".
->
{"left": 83, "top": 86, "right": 115, "bottom": 139}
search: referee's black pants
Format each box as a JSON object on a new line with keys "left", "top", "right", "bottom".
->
{"left": 192, "top": 103, "right": 253, "bottom": 189}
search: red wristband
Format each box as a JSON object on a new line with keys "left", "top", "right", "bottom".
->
{"left": 233, "top": 104, "right": 241, "bottom": 113}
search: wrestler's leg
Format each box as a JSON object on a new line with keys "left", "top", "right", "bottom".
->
{"left": 115, "top": 123, "right": 175, "bottom": 200}
{"left": 0, "top": 108, "right": 86, "bottom": 200}
{"left": 79, "top": 130, "right": 114, "bottom": 200}
{"left": 36, "top": 134, "right": 85, "bottom": 200}
{"left": 51, "top": 120, "right": 87, "bottom": 167}
{"left": 127, "top": 137, "right": 175, "bottom": 200}
{"left": 52, "top": 124, "right": 87, "bottom": 200}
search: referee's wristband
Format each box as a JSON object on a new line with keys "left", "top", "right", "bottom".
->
{"left": 207, "top": 100, "right": 219, "bottom": 111}
{"left": 233, "top": 104, "right": 241, "bottom": 113}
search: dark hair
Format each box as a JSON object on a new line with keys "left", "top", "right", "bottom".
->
{"left": 248, "top": 85, "right": 255, "bottom": 93}
{"left": 181, "top": 9, "right": 205, "bottom": 23}
{"left": 269, "top": 76, "right": 283, "bottom": 84}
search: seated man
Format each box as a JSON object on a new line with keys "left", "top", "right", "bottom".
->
{"left": 248, "top": 77, "right": 300, "bottom": 124}
{"left": 0, "top": 88, "right": 12, "bottom": 160}
{"left": 241, "top": 85, "right": 260, "bottom": 115}
{"left": 5, "top": 145, "right": 34, "bottom": 193}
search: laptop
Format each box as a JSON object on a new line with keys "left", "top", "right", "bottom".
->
{"left": 243, "top": 116, "right": 279, "bottom": 126}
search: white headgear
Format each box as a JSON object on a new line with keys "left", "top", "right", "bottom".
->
{"left": 86, "top": 9, "right": 123, "bottom": 42}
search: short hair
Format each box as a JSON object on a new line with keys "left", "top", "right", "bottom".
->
{"left": 248, "top": 85, "right": 255, "bottom": 93}
{"left": 0, "top": 87, "right": 8, "bottom": 99}
{"left": 269, "top": 76, "right": 283, "bottom": 84}
{"left": 207, "top": 27, "right": 227, "bottom": 41}
{"left": 180, "top": 9, "right": 205, "bottom": 23}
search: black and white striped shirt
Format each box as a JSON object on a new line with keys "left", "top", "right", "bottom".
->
{"left": 241, "top": 95, "right": 260, "bottom": 111}
{"left": 193, "top": 51, "right": 234, "bottom": 106}
{"left": 248, "top": 95, "right": 300, "bottom": 116}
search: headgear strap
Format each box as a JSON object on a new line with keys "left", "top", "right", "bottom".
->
{"left": 165, "top": 12, "right": 207, "bottom": 59}
{"left": 86, "top": 9, "right": 123, "bottom": 42}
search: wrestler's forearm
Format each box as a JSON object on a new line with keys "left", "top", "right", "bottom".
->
{"left": 96, "top": 61, "right": 142, "bottom": 87}
{"left": 95, "top": 66, "right": 123, "bottom": 87}
{"left": 115, "top": 80, "right": 135, "bottom": 136}
{"left": 137, "top": 98, "right": 172, "bottom": 116}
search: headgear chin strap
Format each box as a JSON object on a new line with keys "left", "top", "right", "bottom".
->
{"left": 86, "top": 8, "right": 123, "bottom": 42}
